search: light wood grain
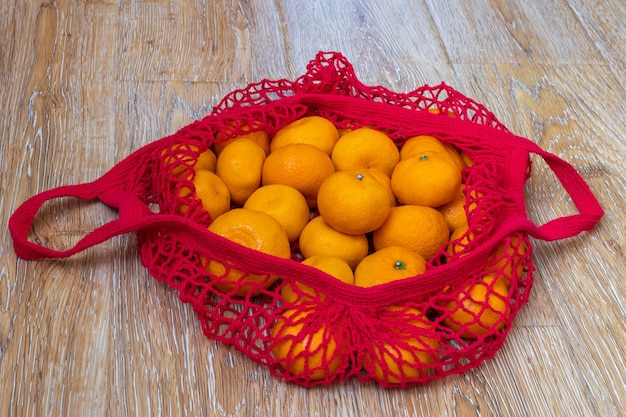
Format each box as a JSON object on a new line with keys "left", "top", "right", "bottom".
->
{"left": 2, "top": 0, "right": 625, "bottom": 416}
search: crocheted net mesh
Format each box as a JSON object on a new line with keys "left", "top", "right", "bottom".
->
{"left": 127, "top": 52, "right": 533, "bottom": 387}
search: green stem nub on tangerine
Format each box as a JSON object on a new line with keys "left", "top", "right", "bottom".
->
{"left": 394, "top": 260, "right": 407, "bottom": 270}
{"left": 419, "top": 154, "right": 429, "bottom": 161}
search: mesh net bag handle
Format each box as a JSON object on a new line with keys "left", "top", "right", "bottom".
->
{"left": 8, "top": 148, "right": 155, "bottom": 261}
{"left": 513, "top": 140, "right": 604, "bottom": 241}
{"left": 8, "top": 139, "right": 231, "bottom": 262}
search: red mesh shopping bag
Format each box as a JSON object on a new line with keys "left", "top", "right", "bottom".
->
{"left": 9, "top": 52, "right": 603, "bottom": 387}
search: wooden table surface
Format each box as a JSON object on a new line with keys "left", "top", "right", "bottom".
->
{"left": 1, "top": 1, "right": 624, "bottom": 416}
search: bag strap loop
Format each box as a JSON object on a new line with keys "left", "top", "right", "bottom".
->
{"left": 514, "top": 139, "right": 604, "bottom": 241}
{"left": 8, "top": 181, "right": 150, "bottom": 260}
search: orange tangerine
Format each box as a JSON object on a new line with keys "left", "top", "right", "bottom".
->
{"left": 298, "top": 216, "right": 369, "bottom": 270}
{"left": 195, "top": 148, "right": 217, "bottom": 172}
{"left": 214, "top": 131, "right": 270, "bottom": 156}
{"left": 373, "top": 205, "right": 449, "bottom": 261}
{"left": 205, "top": 208, "right": 291, "bottom": 297}
{"left": 354, "top": 246, "right": 427, "bottom": 288}
{"left": 244, "top": 184, "right": 310, "bottom": 243}
{"left": 317, "top": 169, "right": 391, "bottom": 235}
{"left": 270, "top": 116, "right": 339, "bottom": 155}
{"left": 485, "top": 234, "right": 528, "bottom": 285}
{"left": 280, "top": 256, "right": 355, "bottom": 304}
{"left": 437, "top": 185, "right": 469, "bottom": 233}
{"left": 366, "top": 306, "right": 439, "bottom": 383}
{"left": 461, "top": 151, "right": 473, "bottom": 167}
{"left": 262, "top": 143, "right": 335, "bottom": 208}
{"left": 162, "top": 143, "right": 215, "bottom": 177}
{"left": 400, "top": 135, "right": 464, "bottom": 171}
{"left": 445, "top": 223, "right": 474, "bottom": 257}
{"left": 337, "top": 127, "right": 354, "bottom": 137}
{"left": 331, "top": 127, "right": 400, "bottom": 176}
{"left": 271, "top": 308, "right": 343, "bottom": 381}
{"left": 366, "top": 168, "right": 397, "bottom": 207}
{"left": 178, "top": 169, "right": 230, "bottom": 219}
{"left": 213, "top": 119, "right": 271, "bottom": 155}
{"left": 391, "top": 152, "right": 462, "bottom": 208}
{"left": 442, "top": 274, "right": 510, "bottom": 338}
{"left": 428, "top": 108, "right": 457, "bottom": 117}
{"left": 216, "top": 138, "right": 266, "bottom": 205}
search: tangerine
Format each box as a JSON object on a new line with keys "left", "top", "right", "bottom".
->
{"left": 244, "top": 184, "right": 310, "bottom": 243}
{"left": 366, "top": 168, "right": 397, "bottom": 207}
{"left": 270, "top": 116, "right": 339, "bottom": 155}
{"left": 162, "top": 143, "right": 215, "bottom": 177}
{"left": 262, "top": 143, "right": 335, "bottom": 208}
{"left": 445, "top": 223, "right": 474, "bottom": 257}
{"left": 195, "top": 148, "right": 218, "bottom": 172}
{"left": 205, "top": 208, "right": 291, "bottom": 297}
{"left": 354, "top": 246, "right": 427, "bottom": 288}
{"left": 271, "top": 308, "right": 343, "bottom": 381}
{"left": 216, "top": 138, "right": 266, "bottom": 205}
{"left": 442, "top": 274, "right": 510, "bottom": 338}
{"left": 373, "top": 205, "right": 449, "bottom": 261}
{"left": 400, "top": 135, "right": 464, "bottom": 171}
{"left": 178, "top": 169, "right": 230, "bottom": 219}
{"left": 280, "top": 256, "right": 354, "bottom": 304}
{"left": 485, "top": 234, "right": 528, "bottom": 286}
{"left": 298, "top": 216, "right": 369, "bottom": 270}
{"left": 437, "top": 184, "right": 469, "bottom": 233}
{"left": 331, "top": 127, "right": 400, "bottom": 176}
{"left": 391, "top": 152, "right": 462, "bottom": 208}
{"left": 213, "top": 119, "right": 270, "bottom": 155}
{"left": 366, "top": 306, "right": 439, "bottom": 383}
{"left": 317, "top": 169, "right": 391, "bottom": 235}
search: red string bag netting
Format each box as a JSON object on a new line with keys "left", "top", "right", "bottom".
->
{"left": 9, "top": 52, "right": 603, "bottom": 388}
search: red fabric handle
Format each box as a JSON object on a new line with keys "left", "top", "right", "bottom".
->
{"left": 8, "top": 138, "right": 172, "bottom": 260}
{"left": 515, "top": 139, "right": 604, "bottom": 241}
{"left": 8, "top": 181, "right": 153, "bottom": 260}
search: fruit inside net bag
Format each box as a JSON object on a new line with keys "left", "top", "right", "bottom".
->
{"left": 9, "top": 52, "right": 603, "bottom": 387}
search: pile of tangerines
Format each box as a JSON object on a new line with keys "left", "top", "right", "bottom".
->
{"left": 164, "top": 114, "right": 524, "bottom": 383}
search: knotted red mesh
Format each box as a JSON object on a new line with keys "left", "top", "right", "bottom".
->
{"left": 10, "top": 52, "right": 603, "bottom": 388}
{"left": 136, "top": 52, "right": 535, "bottom": 387}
